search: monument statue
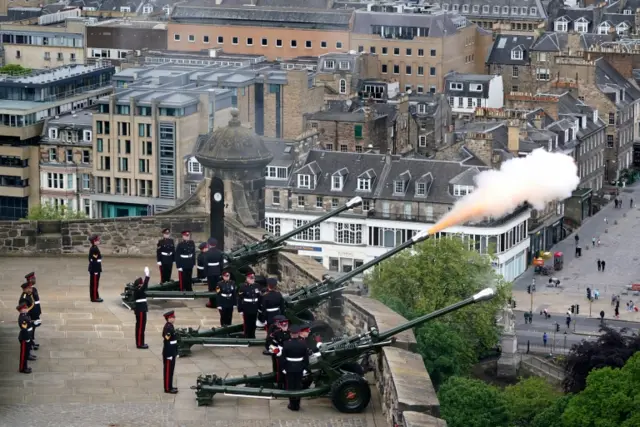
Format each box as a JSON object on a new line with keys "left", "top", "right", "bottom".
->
{"left": 502, "top": 305, "right": 516, "bottom": 335}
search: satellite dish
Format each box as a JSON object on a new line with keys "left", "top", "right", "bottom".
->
{"left": 346, "top": 100, "right": 352, "bottom": 107}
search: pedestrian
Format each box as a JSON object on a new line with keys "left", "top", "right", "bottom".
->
{"left": 566, "top": 315, "right": 571, "bottom": 329}
{"left": 162, "top": 310, "right": 178, "bottom": 394}
{"left": 262, "top": 278, "right": 286, "bottom": 329}
{"left": 238, "top": 270, "right": 261, "bottom": 339}
{"left": 611, "top": 294, "right": 616, "bottom": 306}
{"left": 601, "top": 260, "right": 606, "bottom": 271}
{"left": 597, "top": 259, "right": 602, "bottom": 271}
{"left": 280, "top": 324, "right": 309, "bottom": 411}
{"left": 17, "top": 303, "right": 33, "bottom": 373}
{"left": 575, "top": 235, "right": 579, "bottom": 245}
{"left": 594, "top": 289, "right": 600, "bottom": 300}
{"left": 600, "top": 310, "right": 605, "bottom": 324}
{"left": 156, "top": 228, "right": 175, "bottom": 283}
{"left": 205, "top": 238, "right": 224, "bottom": 309}
{"left": 604, "top": 217, "right": 608, "bottom": 224}
{"left": 134, "top": 266, "right": 150, "bottom": 349}
{"left": 543, "top": 332, "right": 548, "bottom": 347}
{"left": 631, "top": 198, "right": 634, "bottom": 208}
{"left": 597, "top": 239, "right": 601, "bottom": 246}
{"left": 615, "top": 306, "right": 620, "bottom": 318}
{"left": 24, "top": 272, "right": 41, "bottom": 349}
{"left": 87, "top": 234, "right": 103, "bottom": 303}
{"left": 592, "top": 237, "right": 596, "bottom": 247}
{"left": 215, "top": 270, "right": 236, "bottom": 327}
{"left": 18, "top": 281, "right": 39, "bottom": 351}
{"left": 175, "top": 230, "right": 196, "bottom": 292}
{"left": 543, "top": 308, "right": 549, "bottom": 319}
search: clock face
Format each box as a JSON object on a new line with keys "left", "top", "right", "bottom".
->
{"left": 214, "top": 192, "right": 222, "bottom": 202}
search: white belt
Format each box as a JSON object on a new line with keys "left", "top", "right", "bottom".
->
{"left": 33, "top": 320, "right": 41, "bottom": 325}
{"left": 136, "top": 299, "right": 147, "bottom": 303}
{"left": 197, "top": 266, "right": 204, "bottom": 270}
{"left": 286, "top": 357, "right": 303, "bottom": 362}
{"left": 220, "top": 293, "right": 232, "bottom": 297}
{"left": 97, "top": 259, "right": 102, "bottom": 262}
{"left": 208, "top": 262, "right": 220, "bottom": 266}
{"left": 180, "top": 254, "right": 192, "bottom": 258}
{"left": 27, "top": 328, "right": 33, "bottom": 331}
{"left": 169, "top": 340, "right": 177, "bottom": 345}
{"left": 34, "top": 301, "right": 40, "bottom": 305}
{"left": 266, "top": 307, "right": 280, "bottom": 312}
{"left": 244, "top": 298, "right": 258, "bottom": 303}
{"left": 161, "top": 252, "right": 172, "bottom": 256}
{"left": 25, "top": 339, "right": 30, "bottom": 342}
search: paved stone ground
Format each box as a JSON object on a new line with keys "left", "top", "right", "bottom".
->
{"left": 0, "top": 257, "right": 385, "bottom": 427}
{"left": 514, "top": 184, "right": 640, "bottom": 321}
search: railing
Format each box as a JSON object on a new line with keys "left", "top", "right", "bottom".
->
{"left": 518, "top": 352, "right": 566, "bottom": 381}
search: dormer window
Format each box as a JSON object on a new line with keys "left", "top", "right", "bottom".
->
{"left": 266, "top": 166, "right": 288, "bottom": 180}
{"left": 298, "top": 174, "right": 311, "bottom": 189}
{"left": 598, "top": 22, "right": 610, "bottom": 35}
{"left": 472, "top": 5, "right": 479, "bottom": 13}
{"left": 163, "top": 5, "right": 171, "bottom": 14}
{"left": 394, "top": 180, "right": 405, "bottom": 194}
{"left": 470, "top": 83, "right": 483, "bottom": 92}
{"left": 120, "top": 6, "right": 131, "bottom": 12}
{"left": 574, "top": 18, "right": 588, "bottom": 33}
{"left": 511, "top": 48, "right": 523, "bottom": 60}
{"left": 339, "top": 61, "right": 350, "bottom": 70}
{"left": 142, "top": 5, "right": 153, "bottom": 13}
{"left": 493, "top": 5, "right": 499, "bottom": 14}
{"left": 511, "top": 6, "right": 518, "bottom": 14}
{"left": 416, "top": 182, "right": 427, "bottom": 196}
{"left": 188, "top": 158, "right": 203, "bottom": 174}
{"left": 48, "top": 127, "right": 58, "bottom": 140}
{"left": 529, "top": 7, "right": 537, "bottom": 15}
{"left": 482, "top": 5, "right": 489, "bottom": 13}
{"left": 453, "top": 185, "right": 473, "bottom": 196}
{"left": 324, "top": 60, "right": 335, "bottom": 69}
{"left": 452, "top": 4, "right": 459, "bottom": 12}
{"left": 418, "top": 104, "right": 427, "bottom": 114}
{"left": 502, "top": 6, "right": 508, "bottom": 14}
{"left": 357, "top": 178, "right": 371, "bottom": 191}
{"left": 617, "top": 23, "right": 629, "bottom": 35}
{"left": 462, "top": 4, "right": 469, "bottom": 13}
{"left": 332, "top": 175, "right": 343, "bottom": 191}
{"left": 449, "top": 82, "right": 463, "bottom": 90}
{"left": 554, "top": 17, "right": 568, "bottom": 32}
{"left": 624, "top": 9, "right": 632, "bottom": 15}
{"left": 593, "top": 109, "right": 598, "bottom": 123}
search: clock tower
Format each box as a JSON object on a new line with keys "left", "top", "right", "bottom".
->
{"left": 195, "top": 109, "right": 273, "bottom": 250}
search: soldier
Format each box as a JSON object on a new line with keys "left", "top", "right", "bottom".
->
{"left": 162, "top": 310, "right": 179, "bottom": 394}
{"left": 156, "top": 228, "right": 175, "bottom": 283}
{"left": 216, "top": 270, "right": 236, "bottom": 326}
{"left": 196, "top": 242, "right": 208, "bottom": 282}
{"left": 265, "top": 315, "right": 290, "bottom": 389}
{"left": 134, "top": 266, "right": 151, "bottom": 349}
{"left": 280, "top": 324, "right": 309, "bottom": 411}
{"left": 261, "top": 278, "right": 286, "bottom": 329}
{"left": 205, "top": 238, "right": 224, "bottom": 309}
{"left": 17, "top": 303, "right": 33, "bottom": 373}
{"left": 19, "top": 281, "right": 39, "bottom": 351}
{"left": 238, "top": 270, "right": 262, "bottom": 339}
{"left": 88, "top": 234, "right": 103, "bottom": 302}
{"left": 24, "top": 272, "right": 41, "bottom": 349}
{"left": 175, "top": 230, "right": 196, "bottom": 292}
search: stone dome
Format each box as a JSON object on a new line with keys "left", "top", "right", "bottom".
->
{"left": 195, "top": 109, "right": 273, "bottom": 170}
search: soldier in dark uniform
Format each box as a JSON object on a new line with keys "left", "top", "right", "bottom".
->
{"left": 88, "top": 234, "right": 103, "bottom": 302}
{"left": 238, "top": 271, "right": 261, "bottom": 339}
{"left": 19, "top": 281, "right": 39, "bottom": 351}
{"left": 196, "top": 242, "right": 208, "bottom": 282}
{"left": 216, "top": 270, "right": 236, "bottom": 326}
{"left": 280, "top": 324, "right": 309, "bottom": 411}
{"left": 24, "top": 272, "right": 41, "bottom": 349}
{"left": 156, "top": 228, "right": 175, "bottom": 283}
{"left": 162, "top": 310, "right": 179, "bottom": 394}
{"left": 17, "top": 303, "right": 33, "bottom": 373}
{"left": 134, "top": 266, "right": 151, "bottom": 349}
{"left": 205, "top": 238, "right": 224, "bottom": 309}
{"left": 265, "top": 315, "right": 290, "bottom": 388}
{"left": 261, "top": 278, "right": 286, "bottom": 329}
{"left": 175, "top": 230, "right": 196, "bottom": 292}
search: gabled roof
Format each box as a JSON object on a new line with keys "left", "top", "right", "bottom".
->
{"left": 295, "top": 160, "right": 322, "bottom": 176}
{"left": 449, "top": 167, "right": 480, "bottom": 186}
{"left": 395, "top": 170, "right": 411, "bottom": 182}
{"left": 486, "top": 34, "right": 535, "bottom": 65}
{"left": 531, "top": 32, "right": 567, "bottom": 52}
{"left": 358, "top": 168, "right": 376, "bottom": 179}
{"left": 332, "top": 167, "right": 349, "bottom": 177}
{"left": 595, "top": 58, "right": 640, "bottom": 105}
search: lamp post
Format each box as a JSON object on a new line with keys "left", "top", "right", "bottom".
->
{"left": 589, "top": 298, "right": 593, "bottom": 318}
{"left": 563, "top": 331, "right": 567, "bottom": 354}
{"left": 530, "top": 278, "right": 535, "bottom": 313}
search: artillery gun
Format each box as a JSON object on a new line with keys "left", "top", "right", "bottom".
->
{"left": 120, "top": 196, "right": 363, "bottom": 308}
{"left": 175, "top": 228, "right": 432, "bottom": 356}
{"left": 193, "top": 287, "right": 496, "bottom": 412}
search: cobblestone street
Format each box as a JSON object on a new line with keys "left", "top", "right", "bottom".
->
{"left": 0, "top": 257, "right": 384, "bottom": 427}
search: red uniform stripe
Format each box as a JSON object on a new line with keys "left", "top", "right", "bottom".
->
{"left": 159, "top": 265, "right": 163, "bottom": 280}
{"left": 178, "top": 271, "right": 183, "bottom": 291}
{"left": 165, "top": 359, "right": 170, "bottom": 391}
{"left": 19, "top": 341, "right": 25, "bottom": 370}
{"left": 137, "top": 312, "right": 143, "bottom": 346}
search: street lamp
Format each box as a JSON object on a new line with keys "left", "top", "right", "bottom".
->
{"left": 530, "top": 278, "right": 535, "bottom": 313}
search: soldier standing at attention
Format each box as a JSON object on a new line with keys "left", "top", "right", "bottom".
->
{"left": 280, "top": 324, "right": 309, "bottom": 411}
{"left": 156, "top": 228, "right": 175, "bottom": 283}
{"left": 261, "top": 278, "right": 286, "bottom": 329}
{"left": 238, "top": 270, "right": 261, "bottom": 339}
{"left": 205, "top": 238, "right": 224, "bottom": 309}
{"left": 265, "top": 315, "right": 290, "bottom": 388}
{"left": 175, "top": 230, "right": 196, "bottom": 292}
{"left": 24, "top": 273, "right": 41, "bottom": 349}
{"left": 19, "top": 280, "right": 39, "bottom": 351}
{"left": 88, "top": 234, "right": 103, "bottom": 302}
{"left": 17, "top": 303, "right": 33, "bottom": 373}
{"left": 162, "top": 310, "right": 179, "bottom": 394}
{"left": 134, "top": 266, "right": 151, "bottom": 349}
{"left": 215, "top": 270, "right": 236, "bottom": 326}
{"left": 196, "top": 242, "right": 208, "bottom": 282}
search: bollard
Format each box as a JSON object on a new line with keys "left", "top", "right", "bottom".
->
{"left": 614, "top": 220, "right": 618, "bottom": 225}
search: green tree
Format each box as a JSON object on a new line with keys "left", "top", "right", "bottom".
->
{"left": 438, "top": 376, "right": 510, "bottom": 427}
{"left": 504, "top": 377, "right": 562, "bottom": 426}
{"left": 24, "top": 203, "right": 87, "bottom": 220}
{"left": 561, "top": 352, "right": 640, "bottom": 427}
{"left": 530, "top": 396, "right": 572, "bottom": 427}
{"left": 0, "top": 64, "right": 31, "bottom": 75}
{"left": 368, "top": 237, "right": 509, "bottom": 384}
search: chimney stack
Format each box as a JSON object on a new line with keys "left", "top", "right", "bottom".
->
{"left": 507, "top": 120, "right": 520, "bottom": 154}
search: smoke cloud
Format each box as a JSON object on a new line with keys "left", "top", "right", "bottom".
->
{"left": 428, "top": 149, "right": 580, "bottom": 235}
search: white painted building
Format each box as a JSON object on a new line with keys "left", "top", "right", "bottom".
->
{"left": 444, "top": 72, "right": 503, "bottom": 116}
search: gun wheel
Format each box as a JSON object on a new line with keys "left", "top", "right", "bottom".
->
{"left": 330, "top": 373, "right": 371, "bottom": 413}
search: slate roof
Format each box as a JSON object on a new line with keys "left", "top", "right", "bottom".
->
{"left": 444, "top": 72, "right": 493, "bottom": 99}
{"left": 441, "top": 0, "right": 547, "bottom": 20}
{"left": 187, "top": 0, "right": 332, "bottom": 8}
{"left": 486, "top": 34, "right": 535, "bottom": 65}
{"left": 351, "top": 10, "right": 462, "bottom": 36}
{"left": 530, "top": 32, "right": 567, "bottom": 51}
{"left": 595, "top": 58, "right": 640, "bottom": 106}
{"left": 170, "top": 5, "right": 352, "bottom": 29}
{"left": 549, "top": 2, "right": 640, "bottom": 33}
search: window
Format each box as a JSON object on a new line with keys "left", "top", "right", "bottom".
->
{"left": 265, "top": 217, "right": 281, "bottom": 237}
{"left": 293, "top": 219, "right": 320, "bottom": 242}
{"left": 358, "top": 45, "right": 364, "bottom": 53}
{"left": 139, "top": 159, "right": 149, "bottom": 173}
{"left": 82, "top": 174, "right": 90, "bottom": 190}
{"left": 362, "top": 199, "right": 370, "bottom": 211}
{"left": 265, "top": 166, "right": 288, "bottom": 180}
{"left": 339, "top": 61, "right": 350, "bottom": 70}
{"left": 419, "top": 135, "right": 427, "bottom": 147}
{"left": 554, "top": 19, "right": 568, "bottom": 32}
{"left": 81, "top": 150, "right": 90, "bottom": 163}
{"left": 511, "top": 6, "right": 518, "bottom": 14}
{"left": 246, "top": 37, "right": 253, "bottom": 46}
{"left": 470, "top": 83, "right": 483, "bottom": 92}
{"left": 332, "top": 175, "right": 343, "bottom": 191}
{"left": 261, "top": 38, "right": 268, "bottom": 46}
{"left": 336, "top": 41, "right": 343, "bottom": 49}
{"left": 511, "top": 49, "right": 523, "bottom": 60}
{"left": 450, "top": 82, "right": 463, "bottom": 90}
{"left": 381, "top": 64, "right": 388, "bottom": 73}
{"left": 298, "top": 174, "right": 311, "bottom": 189}
{"left": 530, "top": 7, "right": 537, "bottom": 15}
{"left": 382, "top": 47, "right": 388, "bottom": 55}
{"left": 46, "top": 173, "right": 64, "bottom": 189}
{"left": 609, "top": 113, "right": 615, "bottom": 125}
{"left": 430, "top": 86, "right": 436, "bottom": 93}
{"left": 430, "top": 67, "right": 436, "bottom": 76}
{"left": 334, "top": 223, "right": 362, "bottom": 245}
{"left": 467, "top": 98, "right": 473, "bottom": 108}
{"left": 482, "top": 5, "right": 489, "bottom": 13}
{"left": 417, "top": 66, "right": 424, "bottom": 76}
{"left": 332, "top": 198, "right": 339, "bottom": 208}
{"left": 502, "top": 6, "right": 508, "bottom": 13}
{"left": 48, "top": 148, "right": 57, "bottom": 162}
{"left": 326, "top": 144, "right": 334, "bottom": 151}
{"left": 188, "top": 158, "right": 203, "bottom": 174}
{"left": 430, "top": 49, "right": 436, "bottom": 57}
{"left": 48, "top": 128, "right": 58, "bottom": 139}
{"left": 453, "top": 184, "right": 474, "bottom": 196}
{"left": 355, "top": 145, "right": 363, "bottom": 153}
{"left": 536, "top": 68, "right": 550, "bottom": 81}
{"left": 354, "top": 124, "right": 363, "bottom": 139}
{"left": 203, "top": 35, "right": 209, "bottom": 43}
{"left": 574, "top": 19, "right": 588, "bottom": 33}
{"left": 512, "top": 66, "right": 519, "bottom": 78}
{"left": 272, "top": 190, "right": 280, "bottom": 205}
{"left": 416, "top": 182, "right": 427, "bottom": 196}
{"left": 339, "top": 79, "right": 347, "bottom": 94}
{"left": 291, "top": 40, "right": 297, "bottom": 48}
{"left": 118, "top": 157, "right": 128, "bottom": 172}
{"left": 321, "top": 41, "right": 327, "bottom": 48}
{"left": 276, "top": 39, "right": 283, "bottom": 47}
{"left": 297, "top": 196, "right": 306, "bottom": 207}
{"left": 174, "top": 34, "right": 180, "bottom": 41}
{"left": 357, "top": 178, "right": 371, "bottom": 191}
{"left": 305, "top": 41, "right": 312, "bottom": 48}
{"left": 463, "top": 4, "right": 469, "bottom": 12}
{"left": 452, "top": 4, "right": 459, "bottom": 11}
{"left": 417, "top": 85, "right": 424, "bottom": 94}
{"left": 406, "top": 66, "right": 412, "bottom": 75}
{"left": 232, "top": 37, "right": 238, "bottom": 45}
{"left": 394, "top": 48, "right": 400, "bottom": 55}
{"left": 218, "top": 36, "right": 224, "bottom": 44}
{"left": 472, "top": 5, "right": 479, "bottom": 12}
{"left": 393, "top": 65, "right": 400, "bottom": 74}
{"left": 493, "top": 5, "right": 499, "bottom": 13}
{"left": 120, "top": 6, "right": 130, "bottom": 12}
{"left": 65, "top": 149, "right": 73, "bottom": 162}
{"left": 607, "top": 135, "right": 614, "bottom": 148}
{"left": 83, "top": 130, "right": 92, "bottom": 142}
{"left": 406, "top": 48, "right": 412, "bottom": 56}
{"left": 316, "top": 196, "right": 323, "bottom": 208}
{"left": 188, "top": 34, "right": 195, "bottom": 42}
{"left": 394, "top": 180, "right": 405, "bottom": 194}
{"left": 598, "top": 23, "right": 610, "bottom": 35}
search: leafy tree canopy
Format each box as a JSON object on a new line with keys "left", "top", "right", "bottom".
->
{"left": 367, "top": 237, "right": 510, "bottom": 385}
{"left": 563, "top": 326, "right": 640, "bottom": 393}
{"left": 0, "top": 64, "right": 31, "bottom": 75}
{"left": 504, "top": 377, "right": 562, "bottom": 427}
{"left": 438, "top": 376, "right": 510, "bottom": 427}
{"left": 531, "top": 395, "right": 573, "bottom": 427}
{"left": 24, "top": 203, "right": 87, "bottom": 220}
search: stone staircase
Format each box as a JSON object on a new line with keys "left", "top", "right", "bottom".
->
{"left": 520, "top": 354, "right": 565, "bottom": 384}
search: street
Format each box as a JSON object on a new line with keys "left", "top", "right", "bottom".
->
{"left": 513, "top": 184, "right": 640, "bottom": 321}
